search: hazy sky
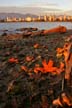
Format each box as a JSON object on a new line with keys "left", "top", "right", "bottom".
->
{"left": 0, "top": 0, "right": 72, "bottom": 14}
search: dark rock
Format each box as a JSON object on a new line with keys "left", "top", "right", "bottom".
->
{"left": 1, "top": 32, "right": 7, "bottom": 36}
{"left": 31, "top": 30, "right": 43, "bottom": 37}
{"left": 16, "top": 27, "right": 38, "bottom": 32}
{"left": 22, "top": 32, "right": 32, "bottom": 38}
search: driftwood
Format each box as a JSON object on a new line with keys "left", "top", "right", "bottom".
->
{"left": 53, "top": 92, "right": 72, "bottom": 107}
{"left": 43, "top": 26, "right": 67, "bottom": 35}
{"left": 63, "top": 42, "right": 72, "bottom": 80}
{"left": 54, "top": 40, "right": 72, "bottom": 107}
{"left": 56, "top": 41, "right": 72, "bottom": 81}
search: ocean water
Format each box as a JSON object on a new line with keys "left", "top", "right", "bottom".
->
{"left": 0, "top": 22, "right": 72, "bottom": 34}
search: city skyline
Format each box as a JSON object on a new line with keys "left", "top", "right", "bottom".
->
{"left": 0, "top": 0, "right": 72, "bottom": 15}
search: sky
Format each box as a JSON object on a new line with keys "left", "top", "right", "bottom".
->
{"left": 0, "top": 0, "right": 72, "bottom": 14}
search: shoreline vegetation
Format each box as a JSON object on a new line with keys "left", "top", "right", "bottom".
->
{"left": 0, "top": 26, "right": 72, "bottom": 108}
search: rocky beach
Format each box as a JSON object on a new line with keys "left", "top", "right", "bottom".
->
{"left": 0, "top": 26, "right": 72, "bottom": 108}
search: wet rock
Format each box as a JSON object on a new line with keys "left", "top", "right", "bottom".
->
{"left": 22, "top": 32, "right": 32, "bottom": 38}
{"left": 1, "top": 32, "right": 7, "bottom": 36}
{"left": 16, "top": 27, "right": 38, "bottom": 32}
{"left": 31, "top": 30, "right": 43, "bottom": 37}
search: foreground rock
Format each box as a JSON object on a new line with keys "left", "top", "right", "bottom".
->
{"left": 1, "top": 26, "right": 67, "bottom": 41}
{"left": 0, "top": 27, "right": 72, "bottom": 108}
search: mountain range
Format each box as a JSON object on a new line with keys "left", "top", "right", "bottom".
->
{"left": 0, "top": 6, "right": 72, "bottom": 19}
{"left": 0, "top": 13, "right": 38, "bottom": 19}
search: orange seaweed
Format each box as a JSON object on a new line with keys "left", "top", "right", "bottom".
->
{"left": 60, "top": 62, "right": 64, "bottom": 69}
{"left": 21, "top": 66, "right": 27, "bottom": 71}
{"left": 42, "top": 59, "right": 57, "bottom": 73}
{"left": 34, "top": 43, "right": 39, "bottom": 48}
{"left": 8, "top": 57, "right": 18, "bottom": 63}
{"left": 34, "top": 64, "right": 43, "bottom": 73}
{"left": 33, "top": 59, "right": 64, "bottom": 74}
{"left": 26, "top": 56, "right": 33, "bottom": 62}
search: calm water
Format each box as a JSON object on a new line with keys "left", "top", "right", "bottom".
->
{"left": 0, "top": 22, "right": 72, "bottom": 32}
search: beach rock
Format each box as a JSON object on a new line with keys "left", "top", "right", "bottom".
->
{"left": 16, "top": 27, "right": 38, "bottom": 32}
{"left": 3, "top": 33, "right": 23, "bottom": 40}
{"left": 31, "top": 28, "right": 38, "bottom": 31}
{"left": 31, "top": 30, "right": 43, "bottom": 37}
{"left": 22, "top": 32, "right": 32, "bottom": 38}
{"left": 1, "top": 32, "right": 7, "bottom": 36}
